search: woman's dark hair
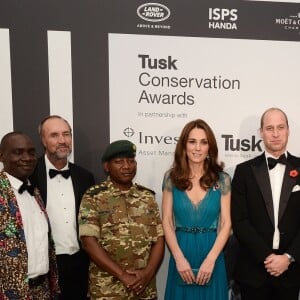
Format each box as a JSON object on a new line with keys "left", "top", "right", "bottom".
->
{"left": 170, "top": 119, "right": 223, "bottom": 190}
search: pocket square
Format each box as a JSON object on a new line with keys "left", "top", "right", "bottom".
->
{"left": 292, "top": 185, "right": 300, "bottom": 192}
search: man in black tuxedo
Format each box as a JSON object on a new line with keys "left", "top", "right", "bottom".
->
{"left": 31, "top": 115, "right": 95, "bottom": 300}
{"left": 231, "top": 107, "right": 300, "bottom": 300}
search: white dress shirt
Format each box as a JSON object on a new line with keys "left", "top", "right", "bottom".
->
{"left": 45, "top": 155, "right": 79, "bottom": 255}
{"left": 6, "top": 173, "right": 49, "bottom": 278}
{"left": 266, "top": 151, "right": 287, "bottom": 249}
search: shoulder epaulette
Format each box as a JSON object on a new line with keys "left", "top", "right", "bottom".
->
{"left": 135, "top": 183, "right": 155, "bottom": 195}
{"left": 87, "top": 184, "right": 108, "bottom": 196}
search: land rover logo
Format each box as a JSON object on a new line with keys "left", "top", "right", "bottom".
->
{"left": 137, "top": 3, "right": 170, "bottom": 22}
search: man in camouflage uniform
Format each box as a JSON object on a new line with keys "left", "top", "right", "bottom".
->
{"left": 79, "top": 140, "right": 164, "bottom": 300}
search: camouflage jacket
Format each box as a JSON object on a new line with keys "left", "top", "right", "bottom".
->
{"left": 79, "top": 178, "right": 164, "bottom": 300}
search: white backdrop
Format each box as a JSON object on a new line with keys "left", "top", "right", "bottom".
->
{"left": 109, "top": 33, "right": 300, "bottom": 298}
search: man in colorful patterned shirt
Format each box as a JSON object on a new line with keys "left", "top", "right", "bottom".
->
{"left": 0, "top": 132, "right": 58, "bottom": 299}
{"left": 79, "top": 140, "right": 164, "bottom": 300}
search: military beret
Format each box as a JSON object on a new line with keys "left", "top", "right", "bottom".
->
{"left": 101, "top": 140, "right": 136, "bottom": 162}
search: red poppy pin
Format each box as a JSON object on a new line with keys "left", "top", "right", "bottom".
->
{"left": 289, "top": 169, "right": 299, "bottom": 178}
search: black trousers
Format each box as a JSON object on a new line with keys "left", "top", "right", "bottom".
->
{"left": 239, "top": 278, "right": 299, "bottom": 300}
{"left": 56, "top": 250, "right": 90, "bottom": 300}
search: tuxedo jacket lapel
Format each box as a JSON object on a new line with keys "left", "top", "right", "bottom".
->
{"left": 252, "top": 154, "right": 275, "bottom": 226}
{"left": 69, "top": 164, "right": 81, "bottom": 211}
{"left": 36, "top": 156, "right": 48, "bottom": 206}
{"left": 278, "top": 154, "right": 298, "bottom": 221}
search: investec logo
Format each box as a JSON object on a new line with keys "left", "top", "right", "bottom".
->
{"left": 123, "top": 127, "right": 179, "bottom": 144}
{"left": 137, "top": 3, "right": 171, "bottom": 22}
{"left": 208, "top": 8, "right": 238, "bottom": 30}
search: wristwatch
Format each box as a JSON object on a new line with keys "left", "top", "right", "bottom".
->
{"left": 284, "top": 253, "right": 295, "bottom": 263}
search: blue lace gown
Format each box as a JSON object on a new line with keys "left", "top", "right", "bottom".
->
{"left": 164, "top": 172, "right": 229, "bottom": 300}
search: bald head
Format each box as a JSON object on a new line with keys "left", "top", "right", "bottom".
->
{"left": 0, "top": 132, "right": 37, "bottom": 181}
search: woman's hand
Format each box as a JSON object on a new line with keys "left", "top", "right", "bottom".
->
{"left": 175, "top": 257, "right": 195, "bottom": 284}
{"left": 196, "top": 257, "right": 215, "bottom": 285}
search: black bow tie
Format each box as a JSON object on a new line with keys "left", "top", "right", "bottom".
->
{"left": 18, "top": 182, "right": 35, "bottom": 196}
{"left": 267, "top": 154, "right": 287, "bottom": 170}
{"left": 49, "top": 169, "right": 71, "bottom": 179}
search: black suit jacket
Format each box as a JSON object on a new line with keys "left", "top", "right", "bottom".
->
{"left": 231, "top": 152, "right": 300, "bottom": 288}
{"left": 30, "top": 156, "right": 95, "bottom": 242}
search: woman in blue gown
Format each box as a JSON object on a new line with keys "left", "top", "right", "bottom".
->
{"left": 162, "top": 119, "right": 231, "bottom": 300}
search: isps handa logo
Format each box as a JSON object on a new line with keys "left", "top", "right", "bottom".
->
{"left": 208, "top": 8, "right": 238, "bottom": 30}
{"left": 137, "top": 3, "right": 171, "bottom": 22}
